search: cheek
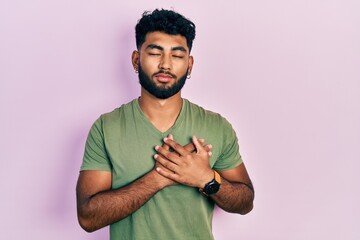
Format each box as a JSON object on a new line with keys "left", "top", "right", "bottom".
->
{"left": 174, "top": 59, "right": 190, "bottom": 71}
{"left": 178, "top": 63, "right": 190, "bottom": 75}
{"left": 140, "top": 59, "right": 158, "bottom": 72}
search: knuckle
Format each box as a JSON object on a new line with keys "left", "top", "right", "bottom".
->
{"left": 170, "top": 151, "right": 181, "bottom": 159}
{"left": 172, "top": 143, "right": 181, "bottom": 150}
{"left": 184, "top": 155, "right": 191, "bottom": 161}
{"left": 166, "top": 152, "right": 174, "bottom": 159}
{"left": 163, "top": 162, "right": 171, "bottom": 169}
{"left": 186, "top": 143, "right": 195, "bottom": 152}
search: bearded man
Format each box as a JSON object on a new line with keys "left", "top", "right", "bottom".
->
{"left": 76, "top": 9, "right": 254, "bottom": 240}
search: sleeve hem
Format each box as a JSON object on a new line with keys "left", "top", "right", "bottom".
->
{"left": 213, "top": 160, "right": 243, "bottom": 172}
{"left": 80, "top": 165, "right": 112, "bottom": 172}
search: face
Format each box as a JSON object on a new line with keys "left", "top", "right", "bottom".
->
{"left": 132, "top": 31, "right": 194, "bottom": 99}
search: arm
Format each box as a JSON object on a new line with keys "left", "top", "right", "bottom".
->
{"left": 76, "top": 136, "right": 211, "bottom": 232}
{"left": 212, "top": 163, "right": 254, "bottom": 214}
{"left": 76, "top": 169, "right": 168, "bottom": 232}
{"left": 154, "top": 136, "right": 254, "bottom": 215}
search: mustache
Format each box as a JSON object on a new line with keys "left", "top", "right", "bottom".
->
{"left": 153, "top": 70, "right": 177, "bottom": 79}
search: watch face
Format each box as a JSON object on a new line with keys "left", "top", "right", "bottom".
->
{"left": 205, "top": 182, "right": 220, "bottom": 195}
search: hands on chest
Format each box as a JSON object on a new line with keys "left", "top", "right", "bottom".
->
{"left": 154, "top": 134, "right": 215, "bottom": 189}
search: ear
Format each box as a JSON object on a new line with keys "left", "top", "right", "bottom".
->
{"left": 131, "top": 50, "right": 139, "bottom": 71}
{"left": 187, "top": 55, "right": 194, "bottom": 76}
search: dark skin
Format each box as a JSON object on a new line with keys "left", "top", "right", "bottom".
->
{"left": 76, "top": 31, "right": 254, "bottom": 232}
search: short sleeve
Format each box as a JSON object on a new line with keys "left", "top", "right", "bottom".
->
{"left": 80, "top": 116, "right": 112, "bottom": 171}
{"left": 213, "top": 119, "right": 242, "bottom": 171}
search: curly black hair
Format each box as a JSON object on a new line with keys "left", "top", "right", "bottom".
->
{"left": 135, "top": 9, "right": 196, "bottom": 52}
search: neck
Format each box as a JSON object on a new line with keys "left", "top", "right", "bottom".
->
{"left": 138, "top": 89, "right": 183, "bottom": 133}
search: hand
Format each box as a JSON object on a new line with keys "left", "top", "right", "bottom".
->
{"left": 154, "top": 134, "right": 212, "bottom": 188}
{"left": 154, "top": 136, "right": 214, "bottom": 188}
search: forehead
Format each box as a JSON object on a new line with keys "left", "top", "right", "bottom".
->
{"left": 141, "top": 31, "right": 188, "bottom": 51}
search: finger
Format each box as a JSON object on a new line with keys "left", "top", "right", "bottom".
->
{"left": 163, "top": 137, "right": 189, "bottom": 156}
{"left": 154, "top": 153, "right": 179, "bottom": 172}
{"left": 155, "top": 145, "right": 181, "bottom": 164}
{"left": 156, "top": 167, "right": 178, "bottom": 181}
{"left": 183, "top": 142, "right": 195, "bottom": 152}
{"left": 192, "top": 136, "right": 205, "bottom": 154}
{"left": 155, "top": 158, "right": 174, "bottom": 173}
{"left": 183, "top": 138, "right": 205, "bottom": 153}
{"left": 203, "top": 144, "right": 213, "bottom": 157}
{"left": 162, "top": 134, "right": 173, "bottom": 151}
{"left": 203, "top": 144, "right": 212, "bottom": 152}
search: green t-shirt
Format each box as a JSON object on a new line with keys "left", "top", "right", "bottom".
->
{"left": 81, "top": 98, "right": 242, "bottom": 240}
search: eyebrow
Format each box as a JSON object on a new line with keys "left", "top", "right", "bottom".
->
{"left": 146, "top": 44, "right": 163, "bottom": 51}
{"left": 146, "top": 44, "right": 187, "bottom": 53}
{"left": 172, "top": 46, "right": 187, "bottom": 52}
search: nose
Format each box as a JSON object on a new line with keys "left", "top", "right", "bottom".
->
{"left": 159, "top": 54, "right": 172, "bottom": 71}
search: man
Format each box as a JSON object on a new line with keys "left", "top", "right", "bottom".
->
{"left": 76, "top": 9, "right": 254, "bottom": 240}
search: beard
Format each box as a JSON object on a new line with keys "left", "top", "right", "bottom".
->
{"left": 138, "top": 64, "right": 188, "bottom": 99}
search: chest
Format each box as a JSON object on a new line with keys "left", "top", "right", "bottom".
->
{"left": 102, "top": 113, "right": 224, "bottom": 189}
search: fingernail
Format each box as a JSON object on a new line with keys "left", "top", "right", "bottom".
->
{"left": 163, "top": 137, "right": 168, "bottom": 142}
{"left": 155, "top": 145, "right": 159, "bottom": 150}
{"left": 154, "top": 154, "right": 158, "bottom": 159}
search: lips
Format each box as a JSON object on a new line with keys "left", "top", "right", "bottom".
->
{"left": 154, "top": 73, "right": 174, "bottom": 83}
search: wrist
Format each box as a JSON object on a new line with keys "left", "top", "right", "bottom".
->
{"left": 199, "top": 170, "right": 222, "bottom": 196}
{"left": 147, "top": 169, "right": 168, "bottom": 190}
{"left": 149, "top": 169, "right": 174, "bottom": 189}
{"left": 198, "top": 170, "right": 215, "bottom": 188}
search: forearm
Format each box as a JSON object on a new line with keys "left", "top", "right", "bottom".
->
{"left": 77, "top": 170, "right": 166, "bottom": 232}
{"left": 210, "top": 178, "right": 254, "bottom": 215}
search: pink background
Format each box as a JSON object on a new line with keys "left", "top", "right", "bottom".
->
{"left": 1, "top": 1, "right": 360, "bottom": 239}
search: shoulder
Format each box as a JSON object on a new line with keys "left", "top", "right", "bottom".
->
{"left": 98, "top": 99, "right": 137, "bottom": 121}
{"left": 184, "top": 99, "right": 231, "bottom": 126}
{"left": 184, "top": 99, "right": 237, "bottom": 144}
{"left": 90, "top": 99, "right": 137, "bottom": 131}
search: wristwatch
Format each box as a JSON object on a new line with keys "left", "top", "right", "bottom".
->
{"left": 199, "top": 170, "right": 221, "bottom": 196}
